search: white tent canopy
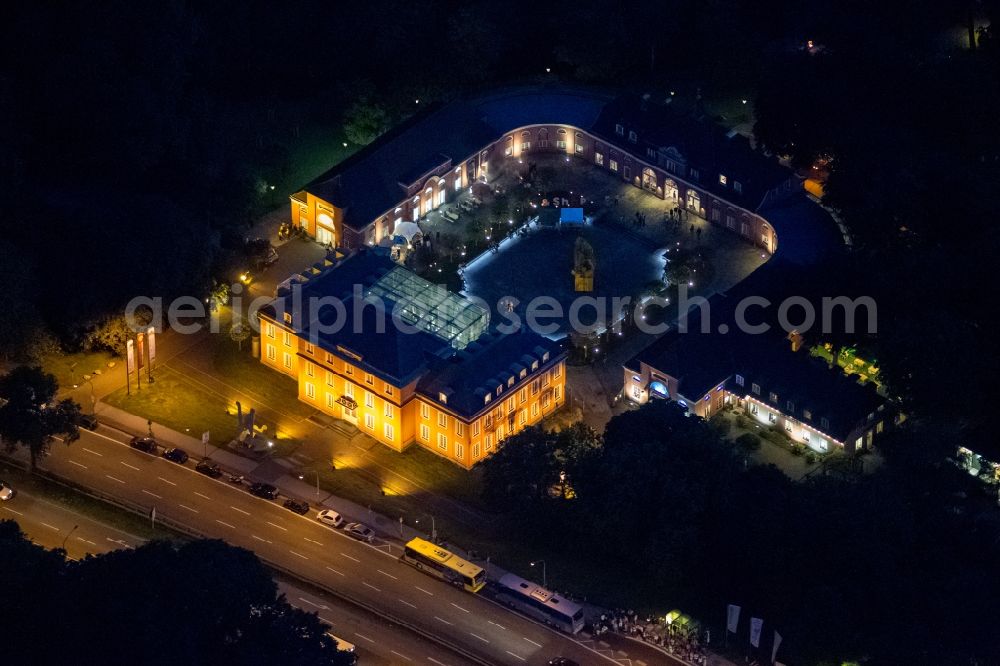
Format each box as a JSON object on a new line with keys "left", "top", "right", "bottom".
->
{"left": 394, "top": 221, "right": 422, "bottom": 241}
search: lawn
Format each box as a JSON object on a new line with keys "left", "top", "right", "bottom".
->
{"left": 212, "top": 343, "right": 314, "bottom": 420}
{"left": 41, "top": 349, "right": 116, "bottom": 390}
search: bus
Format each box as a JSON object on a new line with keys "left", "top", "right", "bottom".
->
{"left": 494, "top": 573, "right": 585, "bottom": 634}
{"left": 326, "top": 633, "right": 357, "bottom": 665}
{"left": 400, "top": 538, "right": 486, "bottom": 593}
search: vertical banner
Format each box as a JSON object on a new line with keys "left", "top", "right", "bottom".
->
{"left": 726, "top": 604, "right": 741, "bottom": 633}
{"left": 147, "top": 326, "right": 156, "bottom": 368}
{"left": 772, "top": 631, "right": 783, "bottom": 663}
{"left": 126, "top": 338, "right": 135, "bottom": 395}
{"left": 136, "top": 333, "right": 145, "bottom": 371}
{"left": 750, "top": 617, "right": 764, "bottom": 648}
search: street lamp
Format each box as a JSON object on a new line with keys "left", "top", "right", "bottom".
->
{"left": 415, "top": 514, "right": 437, "bottom": 542}
{"left": 61, "top": 524, "right": 79, "bottom": 551}
{"left": 297, "top": 470, "right": 320, "bottom": 499}
{"left": 530, "top": 559, "right": 547, "bottom": 588}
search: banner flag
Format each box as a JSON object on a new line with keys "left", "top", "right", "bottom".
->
{"left": 147, "top": 326, "right": 156, "bottom": 365}
{"left": 772, "top": 631, "right": 783, "bottom": 663}
{"left": 750, "top": 617, "right": 764, "bottom": 648}
{"left": 126, "top": 339, "right": 135, "bottom": 375}
{"left": 726, "top": 604, "right": 741, "bottom": 633}
{"left": 136, "top": 333, "right": 145, "bottom": 370}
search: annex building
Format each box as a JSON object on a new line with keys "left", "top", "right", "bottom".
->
{"left": 258, "top": 249, "right": 566, "bottom": 469}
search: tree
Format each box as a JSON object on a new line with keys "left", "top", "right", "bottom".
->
{"left": 477, "top": 426, "right": 560, "bottom": 510}
{"left": 230, "top": 322, "right": 252, "bottom": 351}
{"left": 0, "top": 366, "right": 81, "bottom": 468}
{"left": 343, "top": 100, "right": 389, "bottom": 146}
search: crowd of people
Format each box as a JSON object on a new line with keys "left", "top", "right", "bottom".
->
{"left": 593, "top": 609, "right": 709, "bottom": 665}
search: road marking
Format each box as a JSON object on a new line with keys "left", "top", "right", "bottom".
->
{"left": 326, "top": 566, "right": 345, "bottom": 577}
{"left": 469, "top": 632, "right": 490, "bottom": 644}
{"left": 297, "top": 597, "right": 329, "bottom": 610}
{"left": 40, "top": 522, "right": 61, "bottom": 532}
{"left": 362, "top": 582, "right": 381, "bottom": 592}
{"left": 179, "top": 504, "right": 199, "bottom": 513}
{"left": 289, "top": 550, "right": 309, "bottom": 560}
{"left": 251, "top": 534, "right": 272, "bottom": 544}
{"left": 522, "top": 637, "right": 542, "bottom": 648}
{"left": 82, "top": 447, "right": 103, "bottom": 457}
{"left": 68, "top": 460, "right": 88, "bottom": 469}
{"left": 142, "top": 489, "right": 162, "bottom": 499}
{"left": 434, "top": 616, "right": 453, "bottom": 626}
{"left": 77, "top": 537, "right": 97, "bottom": 546}
{"left": 266, "top": 521, "right": 287, "bottom": 531}
{"left": 450, "top": 602, "right": 470, "bottom": 613}
{"left": 489, "top": 620, "right": 508, "bottom": 631}
{"left": 304, "top": 537, "right": 323, "bottom": 545}
{"left": 390, "top": 650, "right": 412, "bottom": 661}
{"left": 120, "top": 461, "right": 140, "bottom": 471}
{"left": 397, "top": 598, "right": 417, "bottom": 609}
{"left": 194, "top": 491, "right": 211, "bottom": 500}
{"left": 215, "top": 519, "right": 236, "bottom": 529}
{"left": 3, "top": 507, "right": 24, "bottom": 516}
{"left": 340, "top": 552, "right": 360, "bottom": 563}
{"left": 105, "top": 474, "right": 125, "bottom": 484}
{"left": 230, "top": 505, "right": 251, "bottom": 515}
{"left": 427, "top": 658, "right": 450, "bottom": 666}
{"left": 158, "top": 477, "right": 176, "bottom": 486}
{"left": 414, "top": 585, "right": 434, "bottom": 596}
{"left": 505, "top": 651, "right": 526, "bottom": 662}
{"left": 377, "top": 569, "right": 398, "bottom": 580}
{"left": 354, "top": 633, "right": 376, "bottom": 644}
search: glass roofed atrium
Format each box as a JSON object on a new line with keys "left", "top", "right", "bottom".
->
{"left": 366, "top": 266, "right": 487, "bottom": 349}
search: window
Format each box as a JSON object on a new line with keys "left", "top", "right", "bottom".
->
{"left": 727, "top": 215, "right": 736, "bottom": 229}
{"left": 769, "top": 392, "right": 778, "bottom": 403}
{"left": 785, "top": 421, "right": 793, "bottom": 432}
{"left": 485, "top": 434, "right": 494, "bottom": 451}
{"left": 384, "top": 423, "right": 394, "bottom": 441}
{"left": 542, "top": 395, "right": 551, "bottom": 410}
{"left": 803, "top": 409, "right": 812, "bottom": 420}
{"left": 507, "top": 376, "right": 514, "bottom": 388}
{"left": 325, "top": 352, "right": 334, "bottom": 364}
{"left": 454, "top": 442, "right": 464, "bottom": 459}
{"left": 364, "top": 413, "right": 374, "bottom": 430}
{"left": 719, "top": 174, "right": 728, "bottom": 186}
{"left": 690, "top": 168, "right": 700, "bottom": 180}
{"left": 519, "top": 368, "right": 527, "bottom": 379}
{"left": 554, "top": 385, "right": 561, "bottom": 401}
{"left": 507, "top": 397, "right": 515, "bottom": 412}
{"left": 856, "top": 436, "right": 863, "bottom": 449}
{"left": 595, "top": 152, "right": 604, "bottom": 166}
{"left": 519, "top": 409, "right": 526, "bottom": 425}
{"left": 484, "top": 393, "right": 491, "bottom": 405}
{"left": 647, "top": 148, "right": 656, "bottom": 159}
{"left": 304, "top": 363, "right": 314, "bottom": 378}
{"left": 385, "top": 385, "right": 394, "bottom": 396}
{"left": 609, "top": 159, "right": 619, "bottom": 172}
{"left": 305, "top": 342, "right": 314, "bottom": 354}
{"left": 344, "top": 383, "right": 354, "bottom": 398}
{"left": 518, "top": 387, "right": 527, "bottom": 404}
{"left": 384, "top": 403, "right": 393, "bottom": 419}
{"left": 575, "top": 142, "right": 584, "bottom": 154}
{"left": 283, "top": 312, "right": 292, "bottom": 324}
{"left": 283, "top": 352, "right": 292, "bottom": 369}
{"left": 472, "top": 442, "right": 480, "bottom": 459}
{"left": 876, "top": 420, "right": 884, "bottom": 434}
{"left": 326, "top": 393, "right": 335, "bottom": 409}
{"left": 787, "top": 400, "right": 795, "bottom": 412}
{"left": 421, "top": 403, "right": 430, "bottom": 419}
{"left": 283, "top": 331, "right": 291, "bottom": 347}
{"left": 364, "top": 373, "right": 374, "bottom": 386}
{"left": 266, "top": 344, "right": 276, "bottom": 361}
{"left": 456, "top": 421, "right": 464, "bottom": 436}
{"left": 305, "top": 383, "right": 315, "bottom": 400}
{"left": 531, "top": 380, "right": 540, "bottom": 395}
{"left": 438, "top": 412, "right": 447, "bottom": 428}
{"left": 751, "top": 383, "right": 760, "bottom": 395}
{"left": 768, "top": 412, "right": 776, "bottom": 424}
{"left": 364, "top": 392, "right": 374, "bottom": 409}
{"left": 628, "top": 130, "right": 637, "bottom": 143}
{"left": 556, "top": 140, "right": 566, "bottom": 149}
{"left": 553, "top": 363, "right": 561, "bottom": 378}
{"left": 472, "top": 421, "right": 480, "bottom": 436}
{"left": 437, "top": 433, "right": 447, "bottom": 451}
{"left": 615, "top": 124, "right": 624, "bottom": 135}
{"left": 531, "top": 401, "right": 539, "bottom": 417}
{"left": 454, "top": 177, "right": 461, "bottom": 191}
{"left": 735, "top": 374, "right": 744, "bottom": 387}
{"left": 265, "top": 323, "right": 275, "bottom": 338}
{"left": 326, "top": 370, "right": 334, "bottom": 387}
{"left": 820, "top": 417, "right": 830, "bottom": 431}
{"left": 496, "top": 385, "right": 503, "bottom": 397}
{"left": 439, "top": 391, "right": 447, "bottom": 404}
{"left": 420, "top": 424, "right": 430, "bottom": 441}
{"left": 734, "top": 181, "right": 742, "bottom": 194}
{"left": 521, "top": 142, "right": 531, "bottom": 151}
{"left": 531, "top": 360, "right": 539, "bottom": 371}
{"left": 711, "top": 208, "right": 720, "bottom": 221}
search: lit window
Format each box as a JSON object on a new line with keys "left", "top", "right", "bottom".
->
{"left": 305, "top": 342, "right": 314, "bottom": 354}
{"left": 384, "top": 403, "right": 393, "bottom": 419}
{"left": 595, "top": 153, "right": 604, "bottom": 166}
{"left": 556, "top": 140, "right": 566, "bottom": 149}
{"left": 384, "top": 423, "right": 394, "bottom": 440}
{"left": 420, "top": 424, "right": 430, "bottom": 441}
{"left": 438, "top": 412, "right": 447, "bottom": 428}
{"left": 751, "top": 383, "right": 760, "bottom": 395}
{"left": 734, "top": 181, "right": 742, "bottom": 194}
{"left": 439, "top": 392, "right": 447, "bottom": 404}
{"left": 575, "top": 143, "right": 584, "bottom": 154}
{"left": 266, "top": 323, "right": 275, "bottom": 338}
{"left": 719, "top": 174, "right": 728, "bottom": 186}
{"left": 306, "top": 363, "right": 315, "bottom": 378}
{"left": 803, "top": 409, "right": 812, "bottom": 420}
{"left": 305, "top": 383, "right": 315, "bottom": 400}
{"left": 454, "top": 442, "right": 464, "bottom": 459}
{"left": 283, "top": 353, "right": 292, "bottom": 369}
{"left": 521, "top": 142, "right": 531, "bottom": 151}
{"left": 437, "top": 433, "right": 447, "bottom": 451}
{"left": 365, "top": 373, "right": 374, "bottom": 385}
{"left": 266, "top": 344, "right": 276, "bottom": 361}
{"left": 472, "top": 421, "right": 480, "bottom": 436}
{"left": 421, "top": 403, "right": 430, "bottom": 419}
{"left": 456, "top": 421, "right": 464, "bottom": 436}
{"left": 735, "top": 374, "right": 744, "bottom": 386}
{"left": 532, "top": 360, "right": 539, "bottom": 371}
{"left": 472, "top": 443, "right": 480, "bottom": 459}
{"left": 484, "top": 393, "right": 491, "bottom": 405}
{"left": 628, "top": 131, "right": 637, "bottom": 143}
{"left": 283, "top": 312, "right": 292, "bottom": 324}
{"left": 365, "top": 413, "right": 374, "bottom": 430}
{"left": 364, "top": 392, "right": 374, "bottom": 409}
{"left": 609, "top": 159, "right": 619, "bottom": 172}
{"left": 615, "top": 124, "right": 624, "bottom": 135}
{"left": 769, "top": 392, "right": 778, "bottom": 403}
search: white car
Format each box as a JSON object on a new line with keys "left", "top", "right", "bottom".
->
{"left": 0, "top": 481, "right": 15, "bottom": 501}
{"left": 316, "top": 509, "right": 344, "bottom": 528}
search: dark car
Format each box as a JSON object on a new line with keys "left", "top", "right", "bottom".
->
{"left": 343, "top": 522, "right": 375, "bottom": 542}
{"left": 162, "top": 447, "right": 189, "bottom": 464}
{"left": 249, "top": 482, "right": 279, "bottom": 500}
{"left": 195, "top": 460, "right": 223, "bottom": 478}
{"left": 129, "top": 436, "right": 159, "bottom": 455}
{"left": 77, "top": 413, "right": 99, "bottom": 431}
{"left": 283, "top": 498, "right": 309, "bottom": 515}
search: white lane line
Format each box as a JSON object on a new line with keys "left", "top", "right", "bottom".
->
{"left": 158, "top": 477, "right": 176, "bottom": 486}
{"left": 326, "top": 566, "right": 345, "bottom": 577}
{"left": 230, "top": 505, "right": 251, "bottom": 516}
{"left": 469, "top": 632, "right": 490, "bottom": 644}
{"left": 266, "top": 521, "right": 287, "bottom": 531}
{"left": 362, "top": 582, "right": 381, "bottom": 592}
{"left": 522, "top": 637, "right": 542, "bottom": 648}
{"left": 40, "top": 522, "right": 61, "bottom": 532}
{"left": 194, "top": 491, "right": 211, "bottom": 500}
{"left": 82, "top": 447, "right": 103, "bottom": 457}
{"left": 427, "top": 658, "right": 450, "bottom": 666}
{"left": 297, "top": 597, "right": 328, "bottom": 610}
{"left": 340, "top": 552, "right": 360, "bottom": 562}
{"left": 179, "top": 504, "right": 199, "bottom": 513}
{"left": 398, "top": 598, "right": 417, "bottom": 609}
{"left": 77, "top": 537, "right": 97, "bottom": 546}
{"left": 434, "top": 616, "right": 453, "bottom": 626}
{"left": 304, "top": 537, "right": 323, "bottom": 545}
{"left": 377, "top": 569, "right": 398, "bottom": 580}
{"left": 251, "top": 534, "right": 272, "bottom": 544}
{"left": 120, "top": 461, "right": 140, "bottom": 471}
{"left": 105, "top": 474, "right": 125, "bottom": 484}
{"left": 450, "top": 602, "right": 470, "bottom": 613}
{"left": 489, "top": 620, "right": 508, "bottom": 631}
{"left": 4, "top": 507, "right": 24, "bottom": 516}
{"left": 390, "top": 650, "right": 412, "bottom": 661}
{"left": 142, "top": 489, "right": 162, "bottom": 499}
{"left": 354, "top": 633, "right": 376, "bottom": 644}
{"left": 289, "top": 550, "right": 309, "bottom": 560}
{"left": 68, "top": 460, "right": 88, "bottom": 469}
{"left": 215, "top": 519, "right": 236, "bottom": 529}
{"left": 505, "top": 651, "right": 526, "bottom": 662}
{"left": 415, "top": 585, "right": 434, "bottom": 596}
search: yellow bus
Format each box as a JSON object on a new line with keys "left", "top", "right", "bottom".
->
{"left": 401, "top": 538, "right": 486, "bottom": 593}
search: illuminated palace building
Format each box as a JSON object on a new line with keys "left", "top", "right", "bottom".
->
{"left": 258, "top": 250, "right": 566, "bottom": 469}
{"left": 289, "top": 86, "right": 803, "bottom": 254}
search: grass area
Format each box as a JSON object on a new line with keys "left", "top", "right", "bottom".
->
{"left": 41, "top": 350, "right": 116, "bottom": 390}
{"left": 0, "top": 459, "right": 178, "bottom": 542}
{"left": 212, "top": 343, "right": 314, "bottom": 420}
{"left": 279, "top": 122, "right": 357, "bottom": 195}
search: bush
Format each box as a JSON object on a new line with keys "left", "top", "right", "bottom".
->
{"left": 713, "top": 418, "right": 733, "bottom": 437}
{"left": 790, "top": 444, "right": 806, "bottom": 456}
{"left": 734, "top": 414, "right": 748, "bottom": 429}
{"left": 805, "top": 452, "right": 818, "bottom": 464}
{"left": 735, "top": 432, "right": 762, "bottom": 453}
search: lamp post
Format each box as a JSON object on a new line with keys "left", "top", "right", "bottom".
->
{"left": 530, "top": 559, "right": 547, "bottom": 588}
{"left": 415, "top": 514, "right": 437, "bottom": 542}
{"left": 61, "top": 524, "right": 79, "bottom": 551}
{"left": 297, "top": 470, "right": 320, "bottom": 498}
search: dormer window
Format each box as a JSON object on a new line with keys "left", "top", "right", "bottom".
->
{"left": 628, "top": 131, "right": 637, "bottom": 143}
{"left": 734, "top": 181, "right": 742, "bottom": 194}
{"left": 752, "top": 383, "right": 760, "bottom": 395}
{"left": 439, "top": 392, "right": 447, "bottom": 404}
{"left": 496, "top": 386, "right": 502, "bottom": 397}
{"left": 412, "top": 196, "right": 420, "bottom": 204}
{"left": 531, "top": 360, "right": 539, "bottom": 371}
{"left": 283, "top": 312, "right": 292, "bottom": 324}
{"left": 787, "top": 400, "right": 795, "bottom": 412}
{"left": 484, "top": 393, "right": 491, "bottom": 405}
{"left": 519, "top": 369, "right": 527, "bottom": 379}
{"left": 542, "top": 351, "right": 550, "bottom": 362}
{"left": 507, "top": 377, "right": 514, "bottom": 387}
{"left": 719, "top": 174, "right": 728, "bottom": 186}
{"left": 690, "top": 168, "right": 700, "bottom": 180}
{"left": 615, "top": 124, "right": 624, "bottom": 135}
{"left": 735, "top": 374, "right": 744, "bottom": 387}
{"left": 769, "top": 392, "right": 778, "bottom": 403}
{"left": 820, "top": 417, "right": 830, "bottom": 430}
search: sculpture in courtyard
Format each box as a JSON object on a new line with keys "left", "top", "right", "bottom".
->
{"left": 573, "top": 236, "right": 595, "bottom": 292}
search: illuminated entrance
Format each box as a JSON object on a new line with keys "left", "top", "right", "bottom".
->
{"left": 649, "top": 380, "right": 669, "bottom": 399}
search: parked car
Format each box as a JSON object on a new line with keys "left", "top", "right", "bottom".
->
{"left": 316, "top": 509, "right": 345, "bottom": 528}
{"left": 283, "top": 498, "right": 309, "bottom": 515}
{"left": 248, "top": 482, "right": 279, "bottom": 500}
{"left": 129, "top": 436, "right": 159, "bottom": 455}
{"left": 162, "top": 447, "right": 189, "bottom": 464}
{"left": 0, "top": 481, "right": 15, "bottom": 501}
{"left": 195, "top": 460, "right": 223, "bottom": 478}
{"left": 77, "top": 413, "right": 99, "bottom": 431}
{"left": 344, "top": 522, "right": 375, "bottom": 542}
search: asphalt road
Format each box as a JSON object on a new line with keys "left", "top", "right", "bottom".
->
{"left": 31, "top": 426, "right": 643, "bottom": 666}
